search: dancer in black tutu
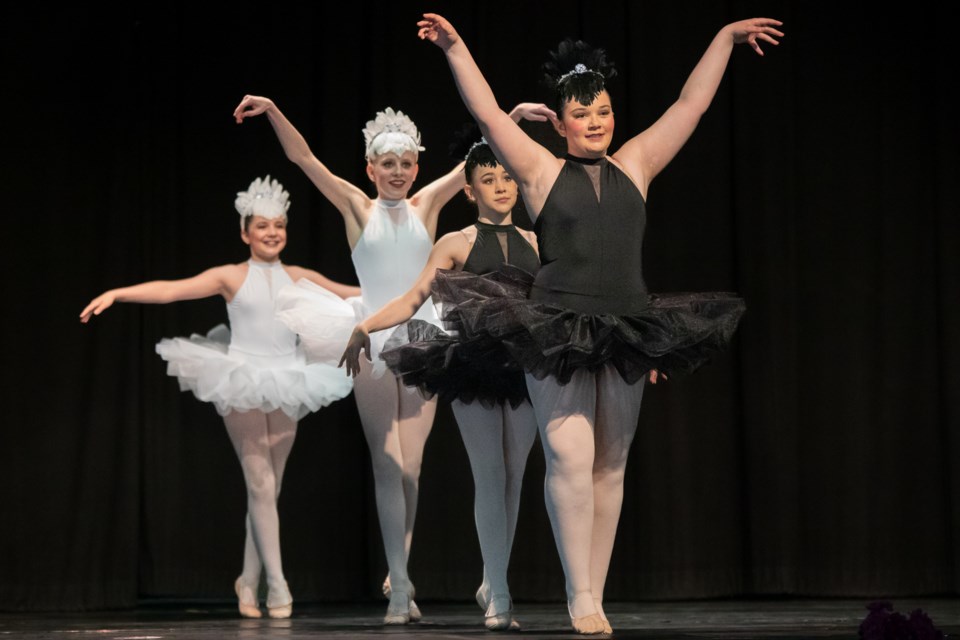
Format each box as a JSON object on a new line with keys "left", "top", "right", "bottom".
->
{"left": 418, "top": 13, "right": 782, "bottom": 634}
{"left": 340, "top": 120, "right": 550, "bottom": 630}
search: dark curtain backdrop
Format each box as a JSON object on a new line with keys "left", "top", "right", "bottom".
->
{"left": 2, "top": 1, "right": 957, "bottom": 611}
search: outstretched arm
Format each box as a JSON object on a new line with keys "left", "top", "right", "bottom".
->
{"left": 233, "top": 95, "right": 370, "bottom": 241}
{"left": 284, "top": 266, "right": 361, "bottom": 300}
{"left": 410, "top": 101, "right": 558, "bottom": 234}
{"left": 339, "top": 231, "right": 467, "bottom": 377}
{"left": 613, "top": 18, "right": 783, "bottom": 193}
{"left": 417, "top": 14, "right": 560, "bottom": 202}
{"left": 79, "top": 266, "right": 235, "bottom": 323}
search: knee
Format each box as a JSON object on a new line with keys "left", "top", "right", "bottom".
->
{"left": 245, "top": 470, "right": 278, "bottom": 503}
{"left": 592, "top": 463, "right": 627, "bottom": 488}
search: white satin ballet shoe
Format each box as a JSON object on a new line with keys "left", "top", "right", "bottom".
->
{"left": 485, "top": 595, "right": 521, "bottom": 631}
{"left": 383, "top": 576, "right": 421, "bottom": 622}
{"left": 383, "top": 588, "right": 412, "bottom": 625}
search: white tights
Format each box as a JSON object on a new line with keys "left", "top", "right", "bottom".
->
{"left": 353, "top": 357, "right": 437, "bottom": 604}
{"left": 451, "top": 399, "right": 538, "bottom": 606}
{"left": 223, "top": 408, "right": 298, "bottom": 595}
{"left": 525, "top": 365, "right": 645, "bottom": 620}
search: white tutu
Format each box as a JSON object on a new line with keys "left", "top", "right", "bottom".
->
{"left": 275, "top": 279, "right": 444, "bottom": 379}
{"left": 155, "top": 323, "right": 353, "bottom": 421}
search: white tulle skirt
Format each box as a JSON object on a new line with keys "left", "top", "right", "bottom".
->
{"left": 155, "top": 324, "right": 354, "bottom": 421}
{"left": 274, "top": 279, "right": 441, "bottom": 379}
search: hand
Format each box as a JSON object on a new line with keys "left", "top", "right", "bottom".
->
{"left": 648, "top": 369, "right": 668, "bottom": 384}
{"left": 80, "top": 291, "right": 116, "bottom": 323}
{"left": 509, "top": 102, "right": 559, "bottom": 126}
{"left": 726, "top": 18, "right": 784, "bottom": 56}
{"left": 233, "top": 95, "right": 275, "bottom": 124}
{"left": 417, "top": 13, "right": 459, "bottom": 50}
{"left": 338, "top": 325, "right": 372, "bottom": 378}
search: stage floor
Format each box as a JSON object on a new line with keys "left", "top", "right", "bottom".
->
{"left": 2, "top": 598, "right": 958, "bottom": 639}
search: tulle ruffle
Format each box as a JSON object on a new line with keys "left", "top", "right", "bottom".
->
{"left": 430, "top": 265, "right": 746, "bottom": 385}
{"left": 275, "top": 278, "right": 443, "bottom": 379}
{"left": 380, "top": 319, "right": 530, "bottom": 409}
{"left": 155, "top": 324, "right": 353, "bottom": 420}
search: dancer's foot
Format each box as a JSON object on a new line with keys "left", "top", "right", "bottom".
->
{"left": 266, "top": 580, "right": 292, "bottom": 619}
{"left": 594, "top": 597, "right": 613, "bottom": 634}
{"left": 383, "top": 586, "right": 412, "bottom": 625}
{"left": 382, "top": 576, "right": 421, "bottom": 622}
{"left": 234, "top": 577, "right": 261, "bottom": 619}
{"left": 485, "top": 595, "right": 521, "bottom": 631}
{"left": 568, "top": 592, "right": 606, "bottom": 635}
{"left": 475, "top": 582, "right": 491, "bottom": 610}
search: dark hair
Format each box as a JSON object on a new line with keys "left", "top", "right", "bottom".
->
{"left": 449, "top": 121, "right": 500, "bottom": 183}
{"left": 542, "top": 38, "right": 618, "bottom": 116}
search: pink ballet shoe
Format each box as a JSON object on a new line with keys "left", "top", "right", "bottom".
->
{"left": 568, "top": 592, "right": 607, "bottom": 635}
{"left": 266, "top": 580, "right": 292, "bottom": 619}
{"left": 383, "top": 588, "right": 412, "bottom": 625}
{"left": 234, "top": 577, "right": 261, "bottom": 619}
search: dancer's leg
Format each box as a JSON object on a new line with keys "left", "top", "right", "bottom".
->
{"left": 525, "top": 371, "right": 600, "bottom": 626}
{"left": 502, "top": 401, "right": 538, "bottom": 565}
{"left": 238, "top": 409, "right": 298, "bottom": 590}
{"left": 590, "top": 366, "right": 644, "bottom": 622}
{"left": 354, "top": 358, "right": 434, "bottom": 621}
{"left": 224, "top": 410, "right": 295, "bottom": 600}
{"left": 452, "top": 400, "right": 510, "bottom": 600}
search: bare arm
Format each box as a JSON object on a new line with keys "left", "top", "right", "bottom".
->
{"left": 613, "top": 18, "right": 783, "bottom": 193}
{"left": 418, "top": 14, "right": 561, "bottom": 209}
{"left": 80, "top": 265, "right": 237, "bottom": 323}
{"left": 283, "top": 266, "right": 361, "bottom": 300}
{"left": 338, "top": 231, "right": 468, "bottom": 377}
{"left": 233, "top": 95, "right": 370, "bottom": 242}
{"left": 408, "top": 160, "right": 467, "bottom": 238}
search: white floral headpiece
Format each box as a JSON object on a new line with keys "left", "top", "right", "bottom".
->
{"left": 363, "top": 107, "right": 425, "bottom": 160}
{"left": 234, "top": 175, "right": 290, "bottom": 229}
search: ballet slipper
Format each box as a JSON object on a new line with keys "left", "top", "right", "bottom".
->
{"left": 383, "top": 587, "right": 412, "bottom": 625}
{"left": 485, "top": 595, "right": 521, "bottom": 631}
{"left": 382, "top": 574, "right": 420, "bottom": 621}
{"left": 568, "top": 592, "right": 606, "bottom": 635}
{"left": 266, "top": 580, "right": 293, "bottom": 619}
{"left": 594, "top": 597, "right": 613, "bottom": 634}
{"left": 234, "top": 577, "right": 261, "bottom": 619}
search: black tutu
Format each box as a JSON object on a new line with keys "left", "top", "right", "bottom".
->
{"left": 428, "top": 265, "right": 746, "bottom": 385}
{"left": 381, "top": 319, "right": 530, "bottom": 409}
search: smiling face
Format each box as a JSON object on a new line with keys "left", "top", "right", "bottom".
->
{"left": 366, "top": 151, "right": 420, "bottom": 200}
{"left": 465, "top": 163, "right": 518, "bottom": 219}
{"left": 554, "top": 90, "right": 615, "bottom": 158}
{"left": 241, "top": 215, "right": 287, "bottom": 262}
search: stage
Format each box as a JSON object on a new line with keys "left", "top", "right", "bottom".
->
{"left": 3, "top": 598, "right": 957, "bottom": 639}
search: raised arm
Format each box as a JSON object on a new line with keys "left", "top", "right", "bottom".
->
{"left": 613, "top": 18, "right": 783, "bottom": 193}
{"left": 408, "top": 160, "right": 467, "bottom": 238}
{"left": 418, "top": 14, "right": 561, "bottom": 206}
{"left": 284, "top": 266, "right": 361, "bottom": 300}
{"left": 339, "top": 231, "right": 468, "bottom": 377}
{"left": 233, "top": 95, "right": 370, "bottom": 242}
{"left": 80, "top": 265, "right": 237, "bottom": 323}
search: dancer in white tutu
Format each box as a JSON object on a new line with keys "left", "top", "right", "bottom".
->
{"left": 233, "top": 95, "right": 552, "bottom": 624}
{"left": 340, "top": 126, "right": 546, "bottom": 631}
{"left": 80, "top": 175, "right": 359, "bottom": 620}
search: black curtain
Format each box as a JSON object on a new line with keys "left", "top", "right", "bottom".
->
{"left": 2, "top": 1, "right": 957, "bottom": 611}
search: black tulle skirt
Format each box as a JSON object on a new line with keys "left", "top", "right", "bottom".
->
{"left": 381, "top": 319, "right": 530, "bottom": 409}
{"left": 381, "top": 264, "right": 745, "bottom": 399}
